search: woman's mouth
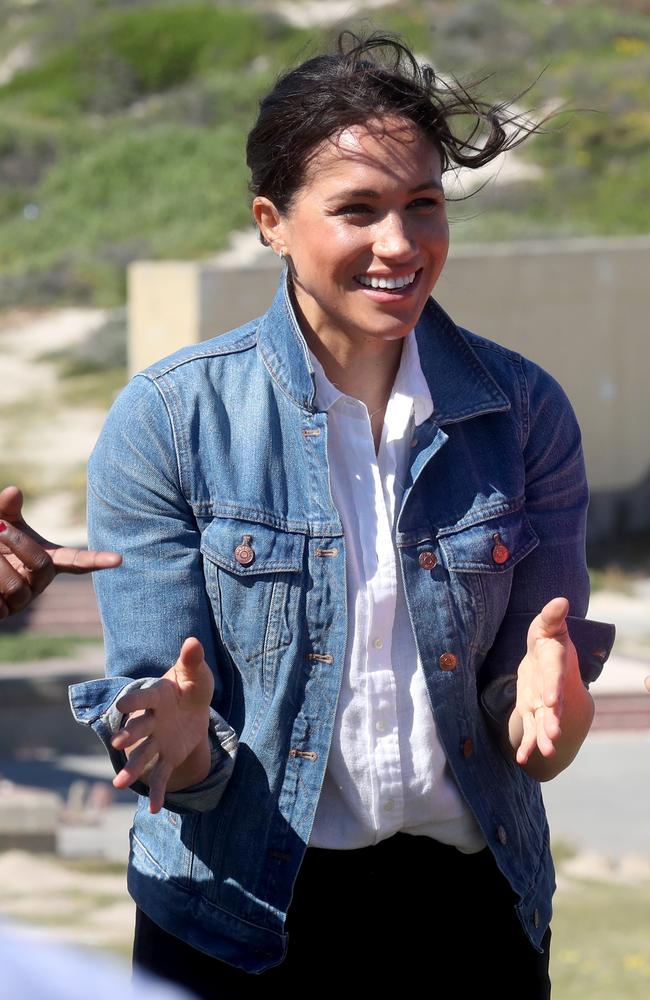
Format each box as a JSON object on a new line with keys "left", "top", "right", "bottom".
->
{"left": 354, "top": 269, "right": 420, "bottom": 294}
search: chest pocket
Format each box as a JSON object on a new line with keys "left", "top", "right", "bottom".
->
{"left": 437, "top": 507, "right": 539, "bottom": 656}
{"left": 200, "top": 517, "right": 306, "bottom": 668}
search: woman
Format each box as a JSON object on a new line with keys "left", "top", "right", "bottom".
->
{"left": 66, "top": 34, "right": 614, "bottom": 997}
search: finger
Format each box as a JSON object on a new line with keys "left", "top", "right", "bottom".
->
{"left": 537, "top": 638, "right": 566, "bottom": 716}
{"left": 51, "top": 546, "right": 122, "bottom": 575}
{"left": 112, "top": 739, "right": 159, "bottom": 789}
{"left": 0, "top": 520, "right": 55, "bottom": 594}
{"left": 116, "top": 686, "right": 161, "bottom": 716}
{"left": 539, "top": 597, "right": 570, "bottom": 638}
{"left": 178, "top": 636, "right": 206, "bottom": 675}
{"left": 148, "top": 759, "right": 174, "bottom": 814}
{"left": 536, "top": 706, "right": 558, "bottom": 758}
{"left": 645, "top": 676, "right": 650, "bottom": 694}
{"left": 111, "top": 711, "right": 155, "bottom": 751}
{"left": 0, "top": 486, "right": 25, "bottom": 524}
{"left": 526, "top": 598, "right": 571, "bottom": 657}
{"left": 0, "top": 551, "right": 34, "bottom": 613}
{"left": 516, "top": 710, "right": 538, "bottom": 766}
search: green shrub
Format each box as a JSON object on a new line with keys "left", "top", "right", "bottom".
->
{"left": 1, "top": 5, "right": 307, "bottom": 115}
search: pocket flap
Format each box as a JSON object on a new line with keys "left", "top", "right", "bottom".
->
{"left": 439, "top": 508, "right": 539, "bottom": 573}
{"left": 200, "top": 517, "right": 305, "bottom": 575}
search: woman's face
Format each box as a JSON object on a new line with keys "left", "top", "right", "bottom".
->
{"left": 256, "top": 117, "right": 449, "bottom": 352}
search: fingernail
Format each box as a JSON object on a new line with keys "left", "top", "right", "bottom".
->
{"left": 0, "top": 522, "right": 6, "bottom": 532}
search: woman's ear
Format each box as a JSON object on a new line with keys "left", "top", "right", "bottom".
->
{"left": 252, "top": 197, "right": 286, "bottom": 254}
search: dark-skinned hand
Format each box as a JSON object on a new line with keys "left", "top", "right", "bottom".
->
{"left": 0, "top": 485, "right": 122, "bottom": 620}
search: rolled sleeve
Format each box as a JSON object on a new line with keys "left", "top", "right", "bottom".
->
{"left": 69, "top": 676, "right": 238, "bottom": 813}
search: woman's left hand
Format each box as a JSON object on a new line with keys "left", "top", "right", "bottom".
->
{"left": 509, "top": 597, "right": 582, "bottom": 768}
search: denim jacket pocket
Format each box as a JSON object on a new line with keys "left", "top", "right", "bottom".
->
{"left": 438, "top": 506, "right": 539, "bottom": 657}
{"left": 200, "top": 517, "right": 306, "bottom": 686}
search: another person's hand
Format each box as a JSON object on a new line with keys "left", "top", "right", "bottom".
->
{"left": 111, "top": 637, "right": 215, "bottom": 813}
{"left": 508, "top": 597, "right": 592, "bottom": 776}
{"left": 0, "top": 485, "right": 122, "bottom": 619}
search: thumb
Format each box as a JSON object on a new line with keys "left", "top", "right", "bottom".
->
{"left": 537, "top": 596, "right": 570, "bottom": 639}
{"left": 177, "top": 636, "right": 206, "bottom": 676}
{"left": 527, "top": 597, "right": 570, "bottom": 653}
{"left": 0, "top": 486, "right": 25, "bottom": 524}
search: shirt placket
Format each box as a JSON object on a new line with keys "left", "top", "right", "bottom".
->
{"left": 365, "top": 391, "right": 416, "bottom": 835}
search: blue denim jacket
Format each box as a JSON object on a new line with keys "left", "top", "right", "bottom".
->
{"left": 70, "top": 270, "right": 614, "bottom": 972}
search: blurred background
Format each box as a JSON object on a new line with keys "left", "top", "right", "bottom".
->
{"left": 0, "top": 1, "right": 649, "bottom": 997}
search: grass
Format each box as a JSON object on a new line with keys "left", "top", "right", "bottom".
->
{"left": 552, "top": 879, "right": 650, "bottom": 999}
{"left": 0, "top": 633, "right": 101, "bottom": 662}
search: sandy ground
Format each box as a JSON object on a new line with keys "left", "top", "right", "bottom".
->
{"left": 0, "top": 850, "right": 133, "bottom": 952}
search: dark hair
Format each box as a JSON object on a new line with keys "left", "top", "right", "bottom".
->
{"left": 247, "top": 31, "right": 545, "bottom": 241}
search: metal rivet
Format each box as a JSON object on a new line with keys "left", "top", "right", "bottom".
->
{"left": 234, "top": 534, "right": 255, "bottom": 566}
{"left": 462, "top": 738, "right": 473, "bottom": 758}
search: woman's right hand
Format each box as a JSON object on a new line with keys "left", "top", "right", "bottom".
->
{"left": 111, "top": 637, "right": 215, "bottom": 813}
{"left": 0, "top": 485, "right": 122, "bottom": 619}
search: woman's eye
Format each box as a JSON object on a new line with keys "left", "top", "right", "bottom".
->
{"left": 337, "top": 204, "right": 373, "bottom": 216}
{"left": 409, "top": 197, "right": 441, "bottom": 209}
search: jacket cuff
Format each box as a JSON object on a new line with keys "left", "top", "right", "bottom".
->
{"left": 479, "top": 614, "right": 616, "bottom": 730}
{"left": 68, "top": 676, "right": 238, "bottom": 813}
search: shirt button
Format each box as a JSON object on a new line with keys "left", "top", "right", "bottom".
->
{"left": 373, "top": 637, "right": 384, "bottom": 649}
{"left": 418, "top": 551, "right": 437, "bottom": 570}
{"left": 410, "top": 437, "right": 418, "bottom": 448}
{"left": 234, "top": 536, "right": 255, "bottom": 566}
{"left": 383, "top": 799, "right": 395, "bottom": 812}
{"left": 439, "top": 652, "right": 458, "bottom": 671}
{"left": 497, "top": 825, "right": 508, "bottom": 846}
{"left": 462, "top": 738, "right": 473, "bottom": 758}
{"left": 376, "top": 720, "right": 386, "bottom": 733}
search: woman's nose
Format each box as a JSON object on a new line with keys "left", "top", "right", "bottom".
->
{"left": 373, "top": 213, "right": 418, "bottom": 259}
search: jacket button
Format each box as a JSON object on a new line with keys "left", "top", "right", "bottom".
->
{"left": 439, "top": 652, "right": 457, "bottom": 671}
{"left": 497, "top": 824, "right": 508, "bottom": 846}
{"left": 462, "top": 738, "right": 473, "bottom": 758}
{"left": 418, "top": 551, "right": 437, "bottom": 570}
{"left": 491, "top": 533, "right": 509, "bottom": 565}
{"left": 234, "top": 535, "right": 255, "bottom": 566}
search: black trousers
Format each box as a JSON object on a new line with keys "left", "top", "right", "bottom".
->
{"left": 133, "top": 833, "right": 551, "bottom": 998}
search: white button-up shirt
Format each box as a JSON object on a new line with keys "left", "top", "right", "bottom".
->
{"left": 309, "top": 331, "right": 485, "bottom": 853}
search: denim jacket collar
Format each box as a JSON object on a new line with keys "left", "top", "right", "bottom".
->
{"left": 256, "top": 266, "right": 511, "bottom": 424}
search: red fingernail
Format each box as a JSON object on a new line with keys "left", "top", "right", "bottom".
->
{"left": 0, "top": 522, "right": 6, "bottom": 532}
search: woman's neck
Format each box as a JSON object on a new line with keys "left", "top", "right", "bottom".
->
{"left": 306, "top": 327, "right": 404, "bottom": 454}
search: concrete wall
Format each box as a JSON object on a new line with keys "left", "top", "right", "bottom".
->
{"left": 128, "top": 237, "right": 650, "bottom": 539}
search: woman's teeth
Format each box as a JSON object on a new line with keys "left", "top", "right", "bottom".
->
{"left": 356, "top": 272, "right": 417, "bottom": 290}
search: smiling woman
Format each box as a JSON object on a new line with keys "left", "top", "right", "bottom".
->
{"left": 0, "top": 28, "right": 615, "bottom": 1000}
{"left": 253, "top": 119, "right": 449, "bottom": 348}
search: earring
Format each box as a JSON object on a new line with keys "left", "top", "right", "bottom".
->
{"left": 279, "top": 249, "right": 286, "bottom": 262}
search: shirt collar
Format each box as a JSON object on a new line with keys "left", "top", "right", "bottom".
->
{"left": 256, "top": 266, "right": 510, "bottom": 423}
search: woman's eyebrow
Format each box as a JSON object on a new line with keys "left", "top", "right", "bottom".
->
{"left": 327, "top": 179, "right": 444, "bottom": 202}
